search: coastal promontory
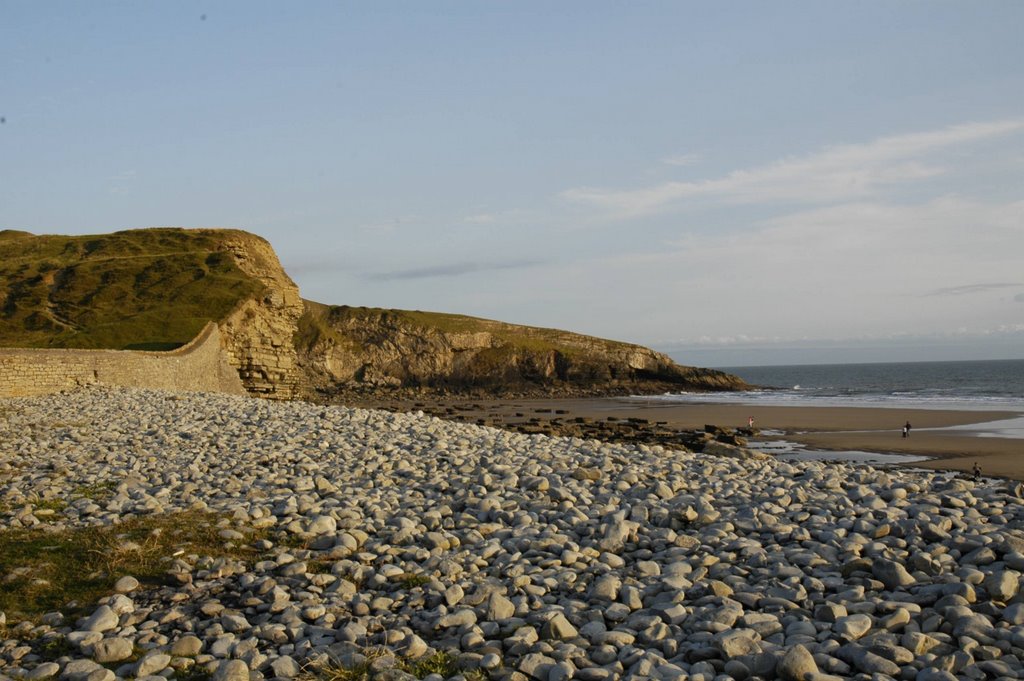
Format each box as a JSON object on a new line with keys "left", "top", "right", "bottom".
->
{"left": 0, "top": 227, "right": 746, "bottom": 400}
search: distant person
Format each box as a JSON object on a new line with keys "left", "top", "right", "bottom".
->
{"left": 904, "top": 421, "right": 912, "bottom": 438}
{"left": 973, "top": 462, "right": 981, "bottom": 481}
{"left": 748, "top": 416, "right": 754, "bottom": 429}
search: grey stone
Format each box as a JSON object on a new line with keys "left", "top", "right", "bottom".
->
{"left": 171, "top": 635, "right": 203, "bottom": 657}
{"left": 91, "top": 638, "right": 134, "bottom": 663}
{"left": 915, "top": 669, "right": 958, "bottom": 681}
{"left": 777, "top": 644, "right": 818, "bottom": 681}
{"left": 834, "top": 613, "right": 873, "bottom": 640}
{"left": 212, "top": 659, "right": 250, "bottom": 681}
{"left": 518, "top": 653, "right": 556, "bottom": 680}
{"left": 134, "top": 652, "right": 171, "bottom": 677}
{"left": 270, "top": 655, "right": 301, "bottom": 678}
{"left": 872, "top": 559, "right": 915, "bottom": 590}
{"left": 486, "top": 592, "right": 516, "bottom": 621}
{"left": 983, "top": 569, "right": 1019, "bottom": 602}
{"left": 27, "top": 663, "right": 61, "bottom": 680}
{"left": 541, "top": 613, "right": 578, "bottom": 640}
{"left": 113, "top": 576, "right": 139, "bottom": 593}
{"left": 715, "top": 629, "right": 761, "bottom": 659}
{"left": 61, "top": 658, "right": 104, "bottom": 680}
{"left": 837, "top": 644, "right": 901, "bottom": 676}
{"left": 80, "top": 605, "right": 118, "bottom": 633}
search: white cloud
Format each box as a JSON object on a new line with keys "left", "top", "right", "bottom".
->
{"left": 561, "top": 119, "right": 1024, "bottom": 218}
{"left": 463, "top": 213, "right": 497, "bottom": 224}
{"left": 106, "top": 170, "right": 137, "bottom": 182}
{"left": 661, "top": 153, "right": 701, "bottom": 167}
{"left": 513, "top": 195, "right": 1024, "bottom": 345}
{"left": 663, "top": 325, "right": 1024, "bottom": 349}
{"left": 926, "top": 283, "right": 1023, "bottom": 297}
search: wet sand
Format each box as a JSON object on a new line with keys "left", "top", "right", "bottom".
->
{"left": 360, "top": 395, "right": 1024, "bottom": 480}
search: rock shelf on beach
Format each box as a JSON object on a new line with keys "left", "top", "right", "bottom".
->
{"left": 3, "top": 388, "right": 1024, "bottom": 681}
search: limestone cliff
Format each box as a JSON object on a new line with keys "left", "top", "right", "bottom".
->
{"left": 212, "top": 232, "right": 304, "bottom": 399}
{"left": 295, "top": 303, "right": 746, "bottom": 396}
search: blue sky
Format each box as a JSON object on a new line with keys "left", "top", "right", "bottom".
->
{"left": 3, "top": 2, "right": 1023, "bottom": 365}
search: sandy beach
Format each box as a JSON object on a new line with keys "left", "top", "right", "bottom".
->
{"left": 358, "top": 395, "right": 1024, "bottom": 480}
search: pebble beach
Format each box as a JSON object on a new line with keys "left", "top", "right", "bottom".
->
{"left": 4, "top": 387, "right": 1024, "bottom": 681}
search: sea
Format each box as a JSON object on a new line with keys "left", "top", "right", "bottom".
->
{"left": 647, "top": 358, "right": 1024, "bottom": 459}
{"left": 669, "top": 358, "right": 1024, "bottom": 412}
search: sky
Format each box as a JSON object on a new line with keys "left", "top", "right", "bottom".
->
{"left": 2, "top": 2, "right": 1023, "bottom": 366}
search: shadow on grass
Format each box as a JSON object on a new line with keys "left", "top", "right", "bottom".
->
{"left": 0, "top": 511, "right": 264, "bottom": 622}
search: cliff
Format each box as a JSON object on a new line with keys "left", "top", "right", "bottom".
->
{"left": 0, "top": 228, "right": 301, "bottom": 399}
{"left": 1, "top": 227, "right": 747, "bottom": 399}
{"left": 295, "top": 302, "right": 745, "bottom": 396}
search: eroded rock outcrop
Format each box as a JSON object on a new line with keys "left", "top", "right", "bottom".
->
{"left": 214, "top": 232, "right": 304, "bottom": 399}
{"left": 296, "top": 303, "right": 746, "bottom": 396}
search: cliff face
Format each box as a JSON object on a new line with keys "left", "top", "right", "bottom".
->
{"left": 212, "top": 232, "right": 304, "bottom": 400}
{"left": 295, "top": 303, "right": 746, "bottom": 395}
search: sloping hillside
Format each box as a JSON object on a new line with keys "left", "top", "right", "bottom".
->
{"left": 296, "top": 302, "right": 746, "bottom": 395}
{"left": 0, "top": 228, "right": 263, "bottom": 350}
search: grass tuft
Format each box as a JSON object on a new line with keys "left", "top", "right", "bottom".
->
{"left": 297, "top": 648, "right": 487, "bottom": 681}
{"left": 405, "top": 651, "right": 460, "bottom": 679}
{"left": 397, "top": 573, "right": 431, "bottom": 590}
{"left": 70, "top": 481, "right": 118, "bottom": 501}
{"left": 0, "top": 510, "right": 265, "bottom": 621}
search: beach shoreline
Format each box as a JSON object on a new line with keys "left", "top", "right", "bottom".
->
{"left": 339, "top": 393, "right": 1024, "bottom": 480}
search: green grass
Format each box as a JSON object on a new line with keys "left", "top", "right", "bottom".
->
{"left": 299, "top": 649, "right": 487, "bottom": 681}
{"left": 30, "top": 497, "right": 68, "bottom": 512}
{"left": 397, "top": 573, "right": 431, "bottom": 589}
{"left": 0, "top": 228, "right": 264, "bottom": 350}
{"left": 71, "top": 481, "right": 118, "bottom": 501}
{"left": 36, "top": 635, "right": 75, "bottom": 661}
{"left": 0, "top": 510, "right": 265, "bottom": 621}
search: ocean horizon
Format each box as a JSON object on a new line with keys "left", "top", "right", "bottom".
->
{"left": 658, "top": 357, "right": 1024, "bottom": 412}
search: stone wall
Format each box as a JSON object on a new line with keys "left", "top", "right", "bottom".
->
{"left": 0, "top": 323, "right": 246, "bottom": 398}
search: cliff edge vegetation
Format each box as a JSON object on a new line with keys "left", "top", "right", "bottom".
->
{"left": 0, "top": 228, "right": 262, "bottom": 350}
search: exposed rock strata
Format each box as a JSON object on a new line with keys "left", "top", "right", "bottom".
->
{"left": 297, "top": 303, "right": 745, "bottom": 397}
{"left": 214, "top": 232, "right": 304, "bottom": 399}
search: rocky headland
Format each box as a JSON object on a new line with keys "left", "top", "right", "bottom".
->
{"left": 4, "top": 387, "right": 1024, "bottom": 681}
{"left": 295, "top": 303, "right": 742, "bottom": 400}
{"left": 0, "top": 228, "right": 747, "bottom": 401}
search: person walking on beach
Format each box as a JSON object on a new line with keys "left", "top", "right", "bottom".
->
{"left": 973, "top": 462, "right": 982, "bottom": 481}
{"left": 903, "top": 420, "right": 912, "bottom": 438}
{"left": 748, "top": 416, "right": 754, "bottom": 429}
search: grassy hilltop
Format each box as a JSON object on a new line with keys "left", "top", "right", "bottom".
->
{"left": 0, "top": 228, "right": 262, "bottom": 350}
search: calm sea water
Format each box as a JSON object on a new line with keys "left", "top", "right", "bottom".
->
{"left": 662, "top": 359, "right": 1024, "bottom": 411}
